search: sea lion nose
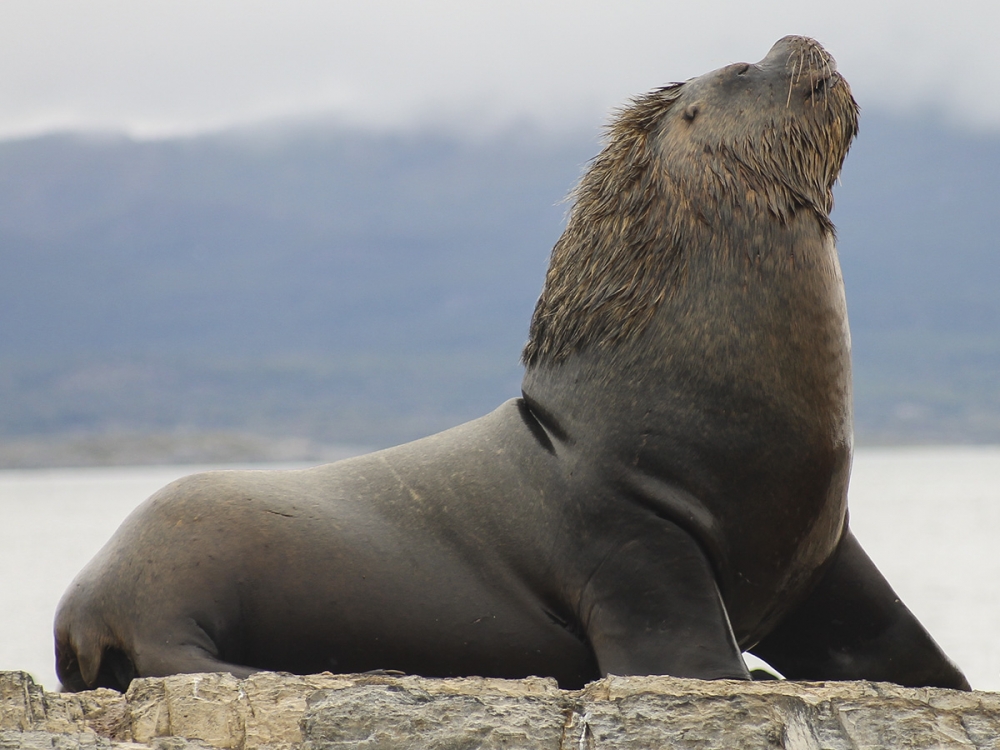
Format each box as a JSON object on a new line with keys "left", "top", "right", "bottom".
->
{"left": 759, "top": 35, "right": 837, "bottom": 76}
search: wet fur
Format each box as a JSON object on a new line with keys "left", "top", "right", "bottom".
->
{"left": 523, "top": 44, "right": 859, "bottom": 366}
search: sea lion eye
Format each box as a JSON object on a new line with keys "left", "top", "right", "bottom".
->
{"left": 735, "top": 64, "right": 750, "bottom": 76}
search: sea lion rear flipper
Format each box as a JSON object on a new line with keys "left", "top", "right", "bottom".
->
{"left": 133, "top": 644, "right": 257, "bottom": 684}
{"left": 57, "top": 634, "right": 257, "bottom": 692}
{"left": 581, "top": 520, "right": 750, "bottom": 680}
{"left": 749, "top": 529, "right": 971, "bottom": 690}
{"left": 56, "top": 594, "right": 257, "bottom": 691}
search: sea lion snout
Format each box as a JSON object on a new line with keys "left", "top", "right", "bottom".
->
{"left": 682, "top": 36, "right": 845, "bottom": 113}
{"left": 763, "top": 35, "right": 838, "bottom": 72}
{"left": 759, "top": 35, "right": 840, "bottom": 95}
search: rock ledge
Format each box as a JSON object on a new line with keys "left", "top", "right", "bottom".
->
{"left": 1, "top": 670, "right": 998, "bottom": 749}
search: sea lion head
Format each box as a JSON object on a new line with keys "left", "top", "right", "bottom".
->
{"left": 523, "top": 36, "right": 858, "bottom": 367}
{"left": 659, "top": 34, "right": 859, "bottom": 217}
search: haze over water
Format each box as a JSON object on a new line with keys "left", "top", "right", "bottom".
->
{"left": 1, "top": 446, "right": 997, "bottom": 692}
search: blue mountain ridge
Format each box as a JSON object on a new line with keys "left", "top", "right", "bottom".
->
{"left": 0, "top": 113, "right": 997, "bottom": 461}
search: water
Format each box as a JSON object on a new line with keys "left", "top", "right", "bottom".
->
{"left": 1, "top": 448, "right": 998, "bottom": 692}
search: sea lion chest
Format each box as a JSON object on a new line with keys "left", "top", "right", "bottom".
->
{"left": 522, "top": 211, "right": 853, "bottom": 645}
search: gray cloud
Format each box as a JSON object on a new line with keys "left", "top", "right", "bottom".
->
{"left": 2, "top": 0, "right": 998, "bottom": 139}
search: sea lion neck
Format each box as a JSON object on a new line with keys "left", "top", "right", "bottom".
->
{"left": 521, "top": 210, "right": 853, "bottom": 452}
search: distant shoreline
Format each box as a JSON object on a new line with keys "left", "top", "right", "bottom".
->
{"left": 0, "top": 431, "right": 371, "bottom": 470}
{"left": 2, "top": 431, "right": 999, "bottom": 471}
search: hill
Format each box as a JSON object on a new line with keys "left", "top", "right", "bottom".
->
{"left": 0, "top": 114, "right": 997, "bottom": 465}
{"left": 835, "top": 118, "right": 1000, "bottom": 442}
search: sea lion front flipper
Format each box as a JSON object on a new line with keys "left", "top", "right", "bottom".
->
{"left": 749, "top": 529, "right": 971, "bottom": 690}
{"left": 581, "top": 520, "right": 750, "bottom": 680}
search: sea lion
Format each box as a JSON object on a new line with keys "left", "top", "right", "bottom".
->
{"left": 54, "top": 35, "right": 970, "bottom": 693}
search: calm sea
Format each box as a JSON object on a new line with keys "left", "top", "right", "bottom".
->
{"left": 2, "top": 447, "right": 998, "bottom": 692}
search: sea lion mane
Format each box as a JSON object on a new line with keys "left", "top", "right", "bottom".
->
{"left": 523, "top": 35, "right": 859, "bottom": 367}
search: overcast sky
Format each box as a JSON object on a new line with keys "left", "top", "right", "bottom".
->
{"left": 2, "top": 1, "right": 999, "bottom": 140}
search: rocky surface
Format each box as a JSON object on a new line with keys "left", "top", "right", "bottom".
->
{"left": 2, "top": 670, "right": 999, "bottom": 749}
